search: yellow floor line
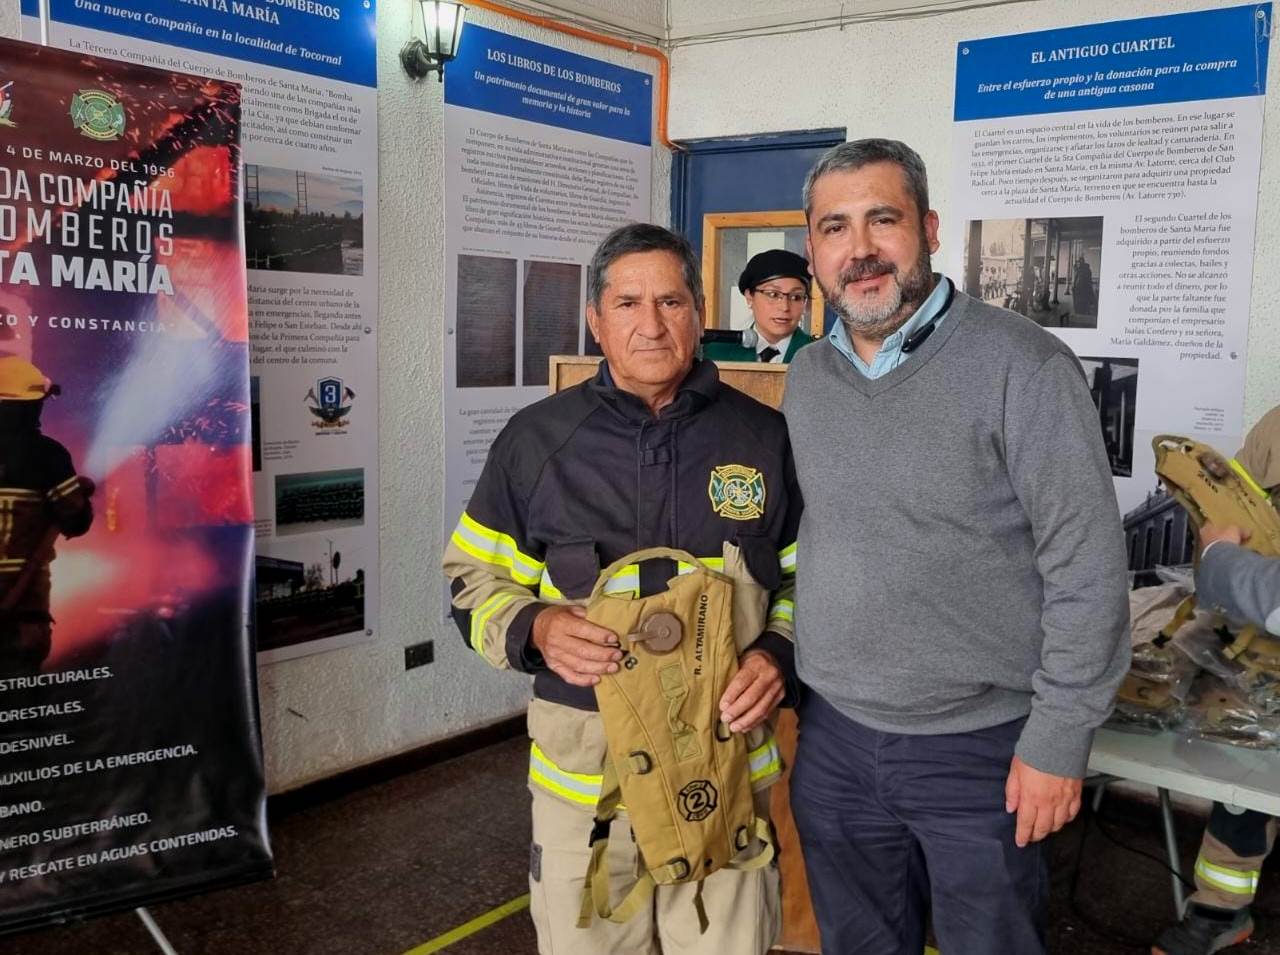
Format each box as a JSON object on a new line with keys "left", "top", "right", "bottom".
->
{"left": 402, "top": 893, "right": 531, "bottom": 955}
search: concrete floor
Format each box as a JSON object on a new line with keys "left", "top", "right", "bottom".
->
{"left": 0, "top": 735, "right": 1276, "bottom": 955}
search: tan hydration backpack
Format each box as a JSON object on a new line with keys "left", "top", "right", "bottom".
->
{"left": 577, "top": 547, "right": 774, "bottom": 933}
{"left": 1152, "top": 435, "right": 1280, "bottom": 663}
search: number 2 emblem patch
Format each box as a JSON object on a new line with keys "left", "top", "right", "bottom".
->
{"left": 708, "top": 464, "right": 765, "bottom": 521}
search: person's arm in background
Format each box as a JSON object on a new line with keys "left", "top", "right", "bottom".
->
{"left": 43, "top": 441, "right": 93, "bottom": 539}
{"left": 1196, "top": 523, "right": 1280, "bottom": 635}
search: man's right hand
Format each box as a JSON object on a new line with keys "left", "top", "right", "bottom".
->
{"left": 531, "top": 605, "right": 622, "bottom": 687}
{"left": 1200, "top": 523, "right": 1250, "bottom": 554}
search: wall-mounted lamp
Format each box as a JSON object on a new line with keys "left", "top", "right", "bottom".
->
{"left": 401, "top": 1, "right": 467, "bottom": 82}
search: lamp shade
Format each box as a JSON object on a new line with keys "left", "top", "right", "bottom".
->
{"left": 420, "top": 1, "right": 466, "bottom": 60}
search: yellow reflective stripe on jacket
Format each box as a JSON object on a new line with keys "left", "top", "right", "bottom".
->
{"left": 450, "top": 511, "right": 543, "bottom": 586}
{"left": 604, "top": 565, "right": 640, "bottom": 596}
{"left": 0, "top": 488, "right": 42, "bottom": 502}
{"left": 676, "top": 557, "right": 724, "bottom": 574}
{"left": 538, "top": 564, "right": 639, "bottom": 601}
{"left": 747, "top": 737, "right": 781, "bottom": 783}
{"left": 538, "top": 556, "right": 721, "bottom": 602}
{"left": 529, "top": 743, "right": 602, "bottom": 806}
{"left": 470, "top": 592, "right": 518, "bottom": 653}
{"left": 1196, "top": 855, "right": 1260, "bottom": 895}
{"left": 779, "top": 542, "right": 797, "bottom": 576}
{"left": 47, "top": 476, "right": 81, "bottom": 501}
{"left": 537, "top": 572, "right": 565, "bottom": 601}
{"left": 529, "top": 735, "right": 782, "bottom": 805}
{"left": 1229, "top": 457, "right": 1271, "bottom": 501}
{"left": 767, "top": 598, "right": 794, "bottom": 626}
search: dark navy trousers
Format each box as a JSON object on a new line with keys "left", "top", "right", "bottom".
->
{"left": 790, "top": 691, "right": 1049, "bottom": 955}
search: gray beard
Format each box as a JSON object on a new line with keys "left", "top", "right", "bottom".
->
{"left": 825, "top": 248, "right": 934, "bottom": 343}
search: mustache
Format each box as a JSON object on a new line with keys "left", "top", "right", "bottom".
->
{"left": 838, "top": 259, "right": 897, "bottom": 286}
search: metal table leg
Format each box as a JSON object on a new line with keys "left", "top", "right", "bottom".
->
{"left": 1158, "top": 787, "right": 1188, "bottom": 916}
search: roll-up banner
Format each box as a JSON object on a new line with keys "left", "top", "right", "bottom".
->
{"left": 0, "top": 37, "right": 271, "bottom": 934}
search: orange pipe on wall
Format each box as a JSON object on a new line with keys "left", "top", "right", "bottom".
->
{"left": 463, "top": 0, "right": 680, "bottom": 152}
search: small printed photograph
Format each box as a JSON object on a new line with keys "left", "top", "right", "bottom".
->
{"left": 456, "top": 255, "right": 517, "bottom": 388}
{"left": 274, "top": 467, "right": 364, "bottom": 536}
{"left": 1123, "top": 478, "right": 1196, "bottom": 585}
{"left": 963, "top": 216, "right": 1103, "bottom": 329}
{"left": 1079, "top": 355, "right": 1139, "bottom": 478}
{"left": 523, "top": 261, "right": 582, "bottom": 387}
{"left": 250, "top": 376, "right": 262, "bottom": 473}
{"left": 245, "top": 165, "right": 364, "bottom": 276}
{"left": 255, "top": 538, "right": 366, "bottom": 652}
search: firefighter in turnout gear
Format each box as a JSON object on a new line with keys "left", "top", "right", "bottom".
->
{"left": 444, "top": 224, "right": 799, "bottom": 955}
{"left": 1153, "top": 405, "right": 1280, "bottom": 955}
{"left": 0, "top": 356, "right": 93, "bottom": 678}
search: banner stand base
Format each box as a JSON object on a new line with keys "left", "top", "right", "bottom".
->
{"left": 135, "top": 908, "right": 179, "bottom": 955}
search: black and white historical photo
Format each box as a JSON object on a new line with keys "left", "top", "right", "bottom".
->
{"left": 963, "top": 216, "right": 1103, "bottom": 329}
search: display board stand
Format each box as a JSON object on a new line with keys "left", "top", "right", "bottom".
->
{"left": 135, "top": 908, "right": 179, "bottom": 955}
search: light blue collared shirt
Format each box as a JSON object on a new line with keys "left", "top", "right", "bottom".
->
{"left": 829, "top": 276, "right": 953, "bottom": 380}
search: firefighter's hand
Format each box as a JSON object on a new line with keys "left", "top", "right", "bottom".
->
{"left": 1200, "top": 523, "right": 1249, "bottom": 554}
{"left": 1005, "top": 756, "right": 1082, "bottom": 848}
{"left": 719, "top": 649, "right": 784, "bottom": 734}
{"left": 530, "top": 605, "right": 622, "bottom": 687}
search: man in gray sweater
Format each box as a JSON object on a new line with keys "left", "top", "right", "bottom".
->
{"left": 783, "top": 139, "right": 1130, "bottom": 955}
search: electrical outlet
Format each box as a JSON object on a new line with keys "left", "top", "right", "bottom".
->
{"left": 404, "top": 640, "right": 434, "bottom": 670}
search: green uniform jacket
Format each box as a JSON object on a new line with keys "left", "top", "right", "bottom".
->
{"left": 702, "top": 328, "right": 815, "bottom": 364}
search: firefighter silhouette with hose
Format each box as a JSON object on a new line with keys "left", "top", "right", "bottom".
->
{"left": 0, "top": 356, "right": 94, "bottom": 677}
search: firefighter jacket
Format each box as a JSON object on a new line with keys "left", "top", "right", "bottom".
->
{"left": 0, "top": 411, "right": 93, "bottom": 620}
{"left": 444, "top": 359, "right": 800, "bottom": 807}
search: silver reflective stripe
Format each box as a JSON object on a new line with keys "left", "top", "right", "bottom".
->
{"left": 452, "top": 512, "right": 543, "bottom": 584}
{"left": 748, "top": 737, "right": 781, "bottom": 781}
{"left": 779, "top": 542, "right": 797, "bottom": 575}
{"left": 528, "top": 744, "right": 602, "bottom": 806}
{"left": 1196, "top": 856, "right": 1259, "bottom": 895}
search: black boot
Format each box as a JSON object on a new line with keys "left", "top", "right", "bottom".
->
{"left": 1152, "top": 903, "right": 1253, "bottom": 955}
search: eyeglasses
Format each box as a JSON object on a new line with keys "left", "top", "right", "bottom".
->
{"left": 752, "top": 288, "right": 809, "bottom": 305}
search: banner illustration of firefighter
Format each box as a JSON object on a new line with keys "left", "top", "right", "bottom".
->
{"left": 0, "top": 38, "right": 271, "bottom": 934}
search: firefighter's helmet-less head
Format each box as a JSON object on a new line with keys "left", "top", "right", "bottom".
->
{"left": 0, "top": 357, "right": 53, "bottom": 401}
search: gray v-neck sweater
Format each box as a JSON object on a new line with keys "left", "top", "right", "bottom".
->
{"left": 783, "top": 289, "right": 1130, "bottom": 777}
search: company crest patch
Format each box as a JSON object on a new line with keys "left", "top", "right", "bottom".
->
{"left": 708, "top": 464, "right": 765, "bottom": 521}
{"left": 70, "top": 89, "right": 126, "bottom": 141}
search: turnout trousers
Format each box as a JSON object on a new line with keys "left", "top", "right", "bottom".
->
{"left": 527, "top": 786, "right": 780, "bottom": 955}
{"left": 790, "top": 691, "right": 1049, "bottom": 955}
{"left": 1189, "top": 803, "right": 1276, "bottom": 910}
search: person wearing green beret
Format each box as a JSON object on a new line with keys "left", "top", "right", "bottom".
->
{"left": 702, "top": 249, "right": 816, "bottom": 364}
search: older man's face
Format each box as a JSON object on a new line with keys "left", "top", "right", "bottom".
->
{"left": 806, "top": 161, "right": 940, "bottom": 341}
{"left": 587, "top": 250, "right": 701, "bottom": 396}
